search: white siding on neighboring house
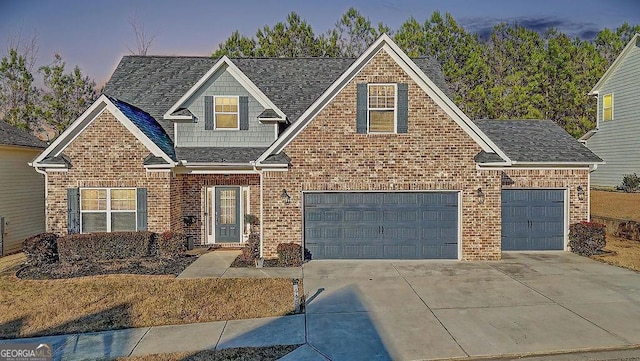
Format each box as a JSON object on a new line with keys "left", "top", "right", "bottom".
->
{"left": 0, "top": 146, "right": 45, "bottom": 255}
{"left": 586, "top": 39, "right": 640, "bottom": 187}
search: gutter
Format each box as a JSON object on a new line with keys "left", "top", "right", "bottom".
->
{"left": 30, "top": 163, "right": 48, "bottom": 231}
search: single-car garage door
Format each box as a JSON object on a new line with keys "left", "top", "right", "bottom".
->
{"left": 304, "top": 192, "right": 458, "bottom": 259}
{"left": 502, "top": 189, "right": 565, "bottom": 251}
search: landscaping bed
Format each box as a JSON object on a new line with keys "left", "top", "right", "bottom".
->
{"left": 115, "top": 345, "right": 300, "bottom": 361}
{"left": 17, "top": 255, "right": 197, "bottom": 280}
{"left": 592, "top": 236, "right": 640, "bottom": 272}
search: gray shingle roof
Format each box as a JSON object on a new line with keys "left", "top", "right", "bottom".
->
{"left": 102, "top": 56, "right": 452, "bottom": 143}
{"left": 41, "top": 154, "right": 71, "bottom": 167}
{"left": 0, "top": 121, "right": 47, "bottom": 148}
{"left": 175, "top": 147, "right": 268, "bottom": 163}
{"left": 262, "top": 152, "right": 291, "bottom": 164}
{"left": 474, "top": 120, "right": 603, "bottom": 163}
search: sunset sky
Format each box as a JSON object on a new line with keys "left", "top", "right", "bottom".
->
{"left": 1, "top": 0, "right": 638, "bottom": 85}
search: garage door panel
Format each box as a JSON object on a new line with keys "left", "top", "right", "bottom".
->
{"left": 502, "top": 189, "right": 565, "bottom": 251}
{"left": 304, "top": 192, "right": 459, "bottom": 259}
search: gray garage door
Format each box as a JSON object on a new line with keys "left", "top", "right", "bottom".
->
{"left": 502, "top": 189, "right": 565, "bottom": 251}
{"left": 304, "top": 192, "right": 458, "bottom": 259}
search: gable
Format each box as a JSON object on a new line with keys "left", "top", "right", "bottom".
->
{"left": 257, "top": 35, "right": 510, "bottom": 165}
{"left": 32, "top": 95, "right": 174, "bottom": 168}
{"left": 591, "top": 34, "right": 640, "bottom": 95}
{"left": 175, "top": 67, "right": 276, "bottom": 149}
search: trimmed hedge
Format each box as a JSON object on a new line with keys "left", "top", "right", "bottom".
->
{"left": 622, "top": 173, "right": 640, "bottom": 192}
{"left": 58, "top": 231, "right": 156, "bottom": 263}
{"left": 23, "top": 233, "right": 59, "bottom": 265}
{"left": 158, "top": 231, "right": 187, "bottom": 258}
{"left": 616, "top": 221, "right": 640, "bottom": 242}
{"left": 277, "top": 243, "right": 303, "bottom": 267}
{"left": 568, "top": 222, "right": 606, "bottom": 256}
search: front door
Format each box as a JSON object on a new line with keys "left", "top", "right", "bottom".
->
{"left": 214, "top": 187, "right": 241, "bottom": 243}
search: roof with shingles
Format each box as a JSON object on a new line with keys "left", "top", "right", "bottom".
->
{"left": 108, "top": 96, "right": 176, "bottom": 161}
{"left": 102, "top": 56, "right": 452, "bottom": 142}
{"left": 0, "top": 121, "right": 47, "bottom": 149}
{"left": 175, "top": 147, "right": 268, "bottom": 163}
{"left": 473, "top": 120, "right": 603, "bottom": 163}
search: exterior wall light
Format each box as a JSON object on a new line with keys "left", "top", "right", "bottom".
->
{"left": 477, "top": 187, "right": 485, "bottom": 204}
{"left": 281, "top": 188, "right": 291, "bottom": 204}
{"left": 577, "top": 186, "right": 585, "bottom": 200}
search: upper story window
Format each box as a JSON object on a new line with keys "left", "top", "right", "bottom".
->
{"left": 215, "top": 96, "right": 239, "bottom": 129}
{"left": 368, "top": 84, "right": 397, "bottom": 133}
{"left": 603, "top": 93, "right": 613, "bottom": 121}
{"left": 80, "top": 188, "right": 136, "bottom": 233}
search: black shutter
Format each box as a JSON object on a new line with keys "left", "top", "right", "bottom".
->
{"left": 136, "top": 188, "right": 148, "bottom": 231}
{"left": 204, "top": 96, "right": 214, "bottom": 130}
{"left": 239, "top": 96, "right": 249, "bottom": 130}
{"left": 67, "top": 188, "right": 80, "bottom": 234}
{"left": 356, "top": 83, "right": 367, "bottom": 134}
{"left": 397, "top": 83, "right": 408, "bottom": 133}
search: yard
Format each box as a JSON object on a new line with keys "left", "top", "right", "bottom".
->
{"left": 0, "top": 253, "right": 297, "bottom": 339}
{"left": 590, "top": 189, "right": 640, "bottom": 271}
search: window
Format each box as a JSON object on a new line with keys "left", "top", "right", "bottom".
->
{"left": 215, "top": 96, "right": 239, "bottom": 129}
{"left": 80, "top": 188, "right": 136, "bottom": 233}
{"left": 603, "top": 93, "right": 613, "bottom": 121}
{"left": 368, "top": 84, "right": 397, "bottom": 133}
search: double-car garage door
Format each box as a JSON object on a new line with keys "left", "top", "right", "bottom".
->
{"left": 303, "top": 189, "right": 566, "bottom": 260}
{"left": 304, "top": 192, "right": 459, "bottom": 259}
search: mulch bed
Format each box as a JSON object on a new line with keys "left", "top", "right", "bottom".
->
{"left": 119, "top": 344, "right": 301, "bottom": 361}
{"left": 16, "top": 256, "right": 197, "bottom": 280}
{"left": 230, "top": 256, "right": 282, "bottom": 268}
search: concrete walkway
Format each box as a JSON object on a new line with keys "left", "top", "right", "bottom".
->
{"left": 4, "top": 252, "right": 640, "bottom": 360}
{"left": 177, "top": 250, "right": 302, "bottom": 279}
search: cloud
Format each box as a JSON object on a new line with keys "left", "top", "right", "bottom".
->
{"left": 460, "top": 16, "right": 601, "bottom": 40}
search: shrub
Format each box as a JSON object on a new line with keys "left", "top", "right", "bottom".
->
{"left": 23, "top": 233, "right": 59, "bottom": 265}
{"left": 241, "top": 232, "right": 260, "bottom": 261}
{"left": 158, "top": 231, "right": 187, "bottom": 258}
{"left": 616, "top": 221, "right": 640, "bottom": 242}
{"left": 58, "top": 231, "right": 156, "bottom": 263}
{"left": 621, "top": 173, "right": 640, "bottom": 192}
{"left": 568, "top": 222, "right": 606, "bottom": 256}
{"left": 277, "top": 243, "right": 303, "bottom": 267}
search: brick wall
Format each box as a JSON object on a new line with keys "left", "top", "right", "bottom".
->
{"left": 261, "top": 49, "right": 502, "bottom": 260}
{"left": 46, "top": 110, "right": 172, "bottom": 235}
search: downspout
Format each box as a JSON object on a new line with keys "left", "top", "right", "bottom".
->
{"left": 250, "top": 161, "right": 264, "bottom": 259}
{"left": 32, "top": 165, "right": 48, "bottom": 232}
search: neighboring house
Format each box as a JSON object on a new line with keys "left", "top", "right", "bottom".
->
{"left": 0, "top": 121, "right": 46, "bottom": 255}
{"left": 31, "top": 35, "right": 602, "bottom": 260}
{"left": 582, "top": 33, "right": 640, "bottom": 188}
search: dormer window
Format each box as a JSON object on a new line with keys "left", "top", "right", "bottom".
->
{"left": 215, "top": 96, "right": 239, "bottom": 129}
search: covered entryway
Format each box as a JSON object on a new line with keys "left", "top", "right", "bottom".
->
{"left": 501, "top": 189, "right": 565, "bottom": 250}
{"left": 304, "top": 192, "right": 459, "bottom": 259}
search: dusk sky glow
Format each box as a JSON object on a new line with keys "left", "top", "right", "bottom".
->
{"left": 1, "top": 0, "right": 639, "bottom": 85}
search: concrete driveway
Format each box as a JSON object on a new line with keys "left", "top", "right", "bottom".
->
{"left": 301, "top": 252, "right": 640, "bottom": 361}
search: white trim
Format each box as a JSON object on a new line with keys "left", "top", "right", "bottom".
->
{"left": 213, "top": 95, "right": 240, "bottom": 130}
{"left": 164, "top": 56, "right": 286, "bottom": 121}
{"left": 207, "top": 186, "right": 243, "bottom": 244}
{"left": 477, "top": 166, "right": 594, "bottom": 171}
{"left": 564, "top": 187, "right": 570, "bottom": 251}
{"left": 590, "top": 33, "right": 640, "bottom": 95}
{"left": 602, "top": 93, "right": 614, "bottom": 121}
{"left": 32, "top": 95, "right": 175, "bottom": 167}
{"left": 301, "top": 189, "right": 462, "bottom": 260}
{"left": 79, "top": 188, "right": 137, "bottom": 233}
{"left": 256, "top": 35, "right": 510, "bottom": 165}
{"left": 367, "top": 83, "right": 397, "bottom": 134}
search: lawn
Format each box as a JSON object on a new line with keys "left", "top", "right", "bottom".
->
{"left": 591, "top": 190, "right": 640, "bottom": 220}
{"left": 592, "top": 236, "right": 640, "bottom": 272}
{"left": 0, "top": 253, "right": 298, "bottom": 339}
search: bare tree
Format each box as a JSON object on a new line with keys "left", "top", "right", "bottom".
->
{"left": 6, "top": 29, "right": 39, "bottom": 71}
{"left": 126, "top": 15, "right": 156, "bottom": 56}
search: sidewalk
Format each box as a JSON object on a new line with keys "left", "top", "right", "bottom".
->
{"left": 0, "top": 315, "right": 306, "bottom": 361}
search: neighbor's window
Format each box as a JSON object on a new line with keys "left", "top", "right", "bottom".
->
{"left": 80, "top": 188, "right": 136, "bottom": 233}
{"left": 215, "top": 96, "right": 239, "bottom": 129}
{"left": 368, "top": 84, "right": 396, "bottom": 133}
{"left": 603, "top": 93, "right": 613, "bottom": 121}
